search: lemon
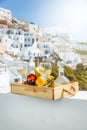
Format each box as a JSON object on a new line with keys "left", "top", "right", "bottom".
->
{"left": 35, "top": 76, "right": 46, "bottom": 87}
{"left": 47, "top": 75, "right": 54, "bottom": 81}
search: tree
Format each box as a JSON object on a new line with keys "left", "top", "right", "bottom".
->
{"left": 12, "top": 18, "right": 18, "bottom": 24}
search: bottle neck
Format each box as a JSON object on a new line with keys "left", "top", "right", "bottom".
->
{"left": 58, "top": 67, "right": 64, "bottom": 77}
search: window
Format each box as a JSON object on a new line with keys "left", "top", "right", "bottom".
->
{"left": 16, "top": 45, "right": 18, "bottom": 48}
{"left": 20, "top": 44, "right": 22, "bottom": 48}
{"left": 28, "top": 51, "right": 30, "bottom": 55}
{"left": 36, "top": 38, "right": 38, "bottom": 41}
{"left": 25, "top": 39, "right": 27, "bottom": 41}
{"left": 24, "top": 44, "right": 27, "bottom": 47}
{"left": 0, "top": 39, "right": 1, "bottom": 42}
{"left": 37, "top": 45, "right": 39, "bottom": 48}
{"left": 32, "top": 39, "right": 34, "bottom": 43}
{"left": 19, "top": 32, "right": 21, "bottom": 35}
{"left": 28, "top": 44, "right": 30, "bottom": 47}
{"left": 28, "top": 39, "right": 30, "bottom": 41}
{"left": 7, "top": 30, "right": 10, "bottom": 34}
{"left": 45, "top": 51, "right": 48, "bottom": 54}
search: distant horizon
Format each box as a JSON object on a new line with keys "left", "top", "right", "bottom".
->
{"left": 0, "top": 0, "right": 87, "bottom": 42}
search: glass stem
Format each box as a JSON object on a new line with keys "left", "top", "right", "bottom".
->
{"left": 22, "top": 76, "right": 23, "bottom": 83}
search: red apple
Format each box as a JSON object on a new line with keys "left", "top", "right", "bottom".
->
{"left": 27, "top": 74, "right": 37, "bottom": 81}
{"left": 26, "top": 74, "right": 37, "bottom": 85}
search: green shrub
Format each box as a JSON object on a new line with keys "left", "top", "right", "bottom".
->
{"left": 49, "top": 63, "right": 87, "bottom": 90}
{"left": 51, "top": 62, "right": 59, "bottom": 79}
{"left": 64, "top": 65, "right": 87, "bottom": 90}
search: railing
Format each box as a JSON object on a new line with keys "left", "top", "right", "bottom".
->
{"left": 0, "top": 64, "right": 7, "bottom": 74}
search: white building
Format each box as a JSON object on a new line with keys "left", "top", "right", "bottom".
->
{"left": 37, "top": 41, "right": 52, "bottom": 56}
{"left": 24, "top": 32, "right": 34, "bottom": 47}
{"left": 0, "top": 62, "right": 10, "bottom": 93}
{"left": 0, "top": 28, "right": 35, "bottom": 57}
{"left": 6, "top": 29, "right": 24, "bottom": 51}
{"left": 0, "top": 7, "right": 12, "bottom": 23}
{"left": 29, "top": 22, "right": 42, "bottom": 42}
{"left": 29, "top": 23, "right": 39, "bottom": 34}
{"left": 22, "top": 42, "right": 44, "bottom": 60}
{"left": 0, "top": 34, "right": 11, "bottom": 50}
{"left": 3, "top": 28, "right": 34, "bottom": 51}
{"left": 74, "top": 43, "right": 87, "bottom": 51}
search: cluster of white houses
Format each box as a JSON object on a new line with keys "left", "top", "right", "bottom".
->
{"left": 0, "top": 7, "right": 87, "bottom": 69}
{"left": 0, "top": 7, "right": 12, "bottom": 23}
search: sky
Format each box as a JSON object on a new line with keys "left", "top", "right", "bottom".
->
{"left": 0, "top": 0, "right": 87, "bottom": 42}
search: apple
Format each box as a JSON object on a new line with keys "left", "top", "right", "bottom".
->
{"left": 27, "top": 79, "right": 35, "bottom": 85}
{"left": 26, "top": 74, "right": 37, "bottom": 85}
{"left": 27, "top": 74, "right": 37, "bottom": 81}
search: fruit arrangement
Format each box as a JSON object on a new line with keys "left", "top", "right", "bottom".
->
{"left": 25, "top": 67, "right": 55, "bottom": 87}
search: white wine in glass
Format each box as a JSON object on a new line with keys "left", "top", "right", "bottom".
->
{"left": 17, "top": 61, "right": 29, "bottom": 82}
{"left": 17, "top": 69, "right": 28, "bottom": 77}
{"left": 39, "top": 62, "right": 52, "bottom": 79}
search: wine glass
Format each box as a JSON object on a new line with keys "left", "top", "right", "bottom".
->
{"left": 39, "top": 61, "right": 52, "bottom": 80}
{"left": 17, "top": 61, "right": 29, "bottom": 82}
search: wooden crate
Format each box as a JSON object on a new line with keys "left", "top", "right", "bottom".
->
{"left": 11, "top": 82, "right": 79, "bottom": 100}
